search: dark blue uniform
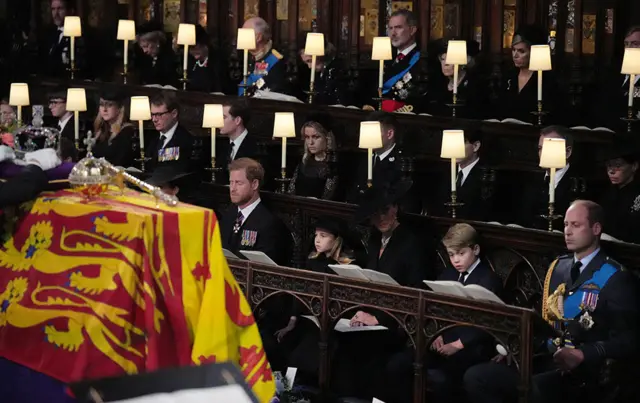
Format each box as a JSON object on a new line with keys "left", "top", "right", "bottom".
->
{"left": 463, "top": 251, "right": 639, "bottom": 403}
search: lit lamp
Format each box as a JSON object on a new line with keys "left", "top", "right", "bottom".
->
{"left": 273, "top": 112, "right": 296, "bottom": 192}
{"left": 237, "top": 28, "right": 256, "bottom": 96}
{"left": 177, "top": 23, "right": 196, "bottom": 90}
{"left": 117, "top": 19, "right": 136, "bottom": 84}
{"left": 63, "top": 16, "right": 82, "bottom": 79}
{"left": 440, "top": 130, "right": 466, "bottom": 218}
{"left": 359, "top": 121, "right": 383, "bottom": 188}
{"left": 66, "top": 88, "right": 87, "bottom": 150}
{"left": 304, "top": 32, "right": 325, "bottom": 104}
{"left": 444, "top": 40, "right": 468, "bottom": 117}
{"left": 621, "top": 48, "right": 640, "bottom": 132}
{"left": 202, "top": 104, "right": 224, "bottom": 183}
{"left": 9, "top": 83, "right": 29, "bottom": 126}
{"left": 130, "top": 96, "right": 151, "bottom": 171}
{"left": 529, "top": 45, "right": 552, "bottom": 126}
{"left": 371, "top": 37, "right": 392, "bottom": 110}
{"left": 539, "top": 137, "right": 566, "bottom": 231}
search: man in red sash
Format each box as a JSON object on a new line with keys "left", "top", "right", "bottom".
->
{"left": 380, "top": 9, "right": 426, "bottom": 112}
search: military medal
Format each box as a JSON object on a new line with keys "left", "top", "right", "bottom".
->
{"left": 241, "top": 230, "right": 257, "bottom": 247}
{"left": 256, "top": 78, "right": 266, "bottom": 89}
{"left": 578, "top": 311, "right": 594, "bottom": 330}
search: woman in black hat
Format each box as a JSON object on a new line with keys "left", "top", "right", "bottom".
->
{"left": 495, "top": 25, "right": 567, "bottom": 123}
{"left": 599, "top": 135, "right": 640, "bottom": 243}
{"left": 186, "top": 26, "right": 228, "bottom": 94}
{"left": 287, "top": 113, "right": 339, "bottom": 200}
{"left": 134, "top": 22, "right": 179, "bottom": 87}
{"left": 91, "top": 90, "right": 136, "bottom": 168}
{"left": 428, "top": 39, "right": 489, "bottom": 119}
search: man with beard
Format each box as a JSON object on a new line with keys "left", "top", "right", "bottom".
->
{"left": 379, "top": 9, "right": 426, "bottom": 112}
{"left": 218, "top": 158, "right": 291, "bottom": 265}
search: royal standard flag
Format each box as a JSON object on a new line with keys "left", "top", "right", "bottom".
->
{"left": 0, "top": 188, "right": 274, "bottom": 402}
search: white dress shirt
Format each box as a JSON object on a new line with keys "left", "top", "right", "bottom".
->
{"left": 376, "top": 143, "right": 396, "bottom": 161}
{"left": 458, "top": 157, "right": 480, "bottom": 186}
{"left": 545, "top": 163, "right": 570, "bottom": 189}
{"left": 460, "top": 258, "right": 481, "bottom": 283}
{"left": 159, "top": 122, "right": 179, "bottom": 149}
{"left": 58, "top": 113, "right": 72, "bottom": 133}
{"left": 230, "top": 129, "right": 249, "bottom": 160}
{"left": 238, "top": 198, "right": 261, "bottom": 222}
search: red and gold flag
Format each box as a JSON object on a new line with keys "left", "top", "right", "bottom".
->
{"left": 0, "top": 188, "right": 274, "bottom": 401}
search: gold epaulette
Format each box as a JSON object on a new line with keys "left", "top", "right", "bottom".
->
{"left": 395, "top": 105, "right": 414, "bottom": 113}
{"left": 271, "top": 49, "right": 283, "bottom": 59}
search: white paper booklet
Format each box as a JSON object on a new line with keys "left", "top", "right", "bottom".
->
{"left": 301, "top": 315, "right": 388, "bottom": 332}
{"left": 423, "top": 280, "right": 504, "bottom": 305}
{"left": 240, "top": 250, "right": 277, "bottom": 266}
{"left": 223, "top": 249, "right": 239, "bottom": 259}
{"left": 111, "top": 385, "right": 254, "bottom": 403}
{"left": 329, "top": 264, "right": 399, "bottom": 285}
{"left": 483, "top": 118, "right": 533, "bottom": 125}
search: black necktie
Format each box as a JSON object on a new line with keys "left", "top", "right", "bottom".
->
{"left": 570, "top": 261, "right": 583, "bottom": 284}
{"left": 229, "top": 142, "right": 235, "bottom": 161}
{"left": 456, "top": 170, "right": 464, "bottom": 188}
{"left": 159, "top": 135, "right": 167, "bottom": 150}
{"left": 458, "top": 271, "right": 467, "bottom": 284}
{"left": 373, "top": 154, "right": 381, "bottom": 167}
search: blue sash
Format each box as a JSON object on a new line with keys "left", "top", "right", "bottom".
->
{"left": 382, "top": 51, "right": 421, "bottom": 95}
{"left": 562, "top": 263, "right": 617, "bottom": 320}
{"left": 238, "top": 51, "right": 280, "bottom": 95}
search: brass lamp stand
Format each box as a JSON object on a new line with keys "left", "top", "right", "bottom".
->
{"left": 540, "top": 202, "right": 562, "bottom": 232}
{"left": 205, "top": 157, "right": 222, "bottom": 183}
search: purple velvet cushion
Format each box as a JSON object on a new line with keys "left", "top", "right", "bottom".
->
{"left": 0, "top": 161, "right": 75, "bottom": 182}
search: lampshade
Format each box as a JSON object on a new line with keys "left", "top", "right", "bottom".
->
{"left": 272, "top": 112, "right": 296, "bottom": 138}
{"left": 202, "top": 104, "right": 224, "bottom": 128}
{"left": 117, "top": 19, "right": 136, "bottom": 41}
{"left": 440, "top": 130, "right": 466, "bottom": 159}
{"left": 371, "top": 37, "right": 392, "bottom": 61}
{"left": 9, "top": 83, "right": 29, "bottom": 106}
{"left": 66, "top": 88, "right": 87, "bottom": 112}
{"left": 129, "top": 96, "right": 151, "bottom": 121}
{"left": 621, "top": 48, "right": 640, "bottom": 75}
{"left": 304, "top": 33, "right": 325, "bottom": 56}
{"left": 539, "top": 138, "right": 566, "bottom": 169}
{"left": 359, "top": 122, "right": 383, "bottom": 149}
{"left": 237, "top": 28, "right": 256, "bottom": 50}
{"left": 63, "top": 16, "right": 82, "bottom": 37}
{"left": 445, "top": 40, "right": 468, "bottom": 65}
{"left": 529, "top": 45, "right": 552, "bottom": 71}
{"left": 177, "top": 23, "right": 196, "bottom": 46}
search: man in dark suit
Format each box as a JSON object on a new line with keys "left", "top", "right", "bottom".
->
{"left": 434, "top": 130, "right": 495, "bottom": 220}
{"left": 379, "top": 9, "right": 426, "bottom": 112}
{"left": 47, "top": 89, "right": 75, "bottom": 143}
{"left": 349, "top": 112, "right": 402, "bottom": 202}
{"left": 240, "top": 18, "right": 289, "bottom": 96}
{"left": 148, "top": 91, "right": 195, "bottom": 173}
{"left": 464, "top": 200, "right": 639, "bottom": 403}
{"left": 219, "top": 100, "right": 260, "bottom": 170}
{"left": 40, "top": 0, "right": 83, "bottom": 79}
{"left": 517, "top": 125, "right": 587, "bottom": 230}
{"left": 588, "top": 26, "right": 640, "bottom": 130}
{"left": 218, "top": 158, "right": 291, "bottom": 266}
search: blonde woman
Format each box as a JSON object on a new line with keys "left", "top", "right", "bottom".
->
{"left": 91, "top": 90, "right": 136, "bottom": 167}
{"left": 287, "top": 113, "right": 338, "bottom": 199}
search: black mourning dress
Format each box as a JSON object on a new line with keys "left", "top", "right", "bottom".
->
{"left": 288, "top": 158, "right": 338, "bottom": 200}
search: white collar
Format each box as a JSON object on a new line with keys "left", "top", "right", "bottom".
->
{"left": 59, "top": 113, "right": 73, "bottom": 132}
{"left": 464, "top": 258, "right": 481, "bottom": 277}
{"left": 574, "top": 247, "right": 600, "bottom": 273}
{"left": 545, "top": 163, "right": 570, "bottom": 189}
{"left": 622, "top": 75, "right": 640, "bottom": 87}
{"left": 238, "top": 197, "right": 261, "bottom": 221}
{"left": 458, "top": 157, "right": 480, "bottom": 186}
{"left": 376, "top": 143, "right": 396, "bottom": 161}
{"left": 160, "top": 121, "right": 179, "bottom": 148}
{"left": 398, "top": 42, "right": 417, "bottom": 57}
{"left": 230, "top": 129, "right": 249, "bottom": 160}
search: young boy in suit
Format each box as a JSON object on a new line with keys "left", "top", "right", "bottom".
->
{"left": 427, "top": 223, "right": 503, "bottom": 402}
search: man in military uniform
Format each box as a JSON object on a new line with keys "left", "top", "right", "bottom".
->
{"left": 463, "top": 200, "right": 639, "bottom": 403}
{"left": 238, "top": 17, "right": 289, "bottom": 96}
{"left": 379, "top": 9, "right": 426, "bottom": 112}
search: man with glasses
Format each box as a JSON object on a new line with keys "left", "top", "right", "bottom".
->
{"left": 47, "top": 88, "right": 74, "bottom": 142}
{"left": 148, "top": 91, "right": 194, "bottom": 172}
